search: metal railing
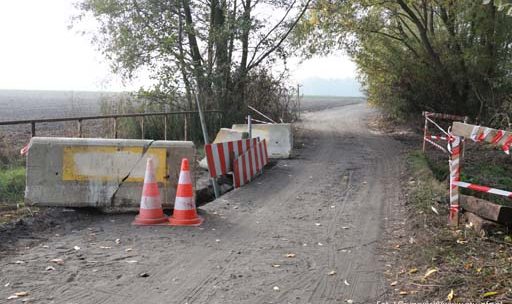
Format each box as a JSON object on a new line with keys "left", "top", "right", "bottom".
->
{"left": 0, "top": 110, "right": 222, "bottom": 140}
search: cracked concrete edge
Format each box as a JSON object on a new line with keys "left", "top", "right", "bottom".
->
{"left": 109, "top": 140, "right": 156, "bottom": 207}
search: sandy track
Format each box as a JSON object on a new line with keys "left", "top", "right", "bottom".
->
{"left": 0, "top": 102, "right": 403, "bottom": 303}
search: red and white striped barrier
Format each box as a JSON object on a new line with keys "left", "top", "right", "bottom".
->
{"left": 454, "top": 181, "right": 512, "bottom": 198}
{"left": 448, "top": 135, "right": 461, "bottom": 225}
{"left": 233, "top": 139, "right": 269, "bottom": 188}
{"left": 204, "top": 138, "right": 259, "bottom": 178}
{"left": 422, "top": 111, "right": 467, "bottom": 154}
{"left": 469, "top": 125, "right": 512, "bottom": 155}
{"left": 427, "top": 135, "right": 449, "bottom": 141}
{"left": 447, "top": 122, "right": 512, "bottom": 226}
{"left": 424, "top": 137, "right": 447, "bottom": 153}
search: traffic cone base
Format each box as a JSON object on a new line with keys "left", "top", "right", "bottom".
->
{"left": 132, "top": 157, "right": 168, "bottom": 226}
{"left": 133, "top": 211, "right": 168, "bottom": 225}
{"left": 169, "top": 210, "right": 203, "bottom": 226}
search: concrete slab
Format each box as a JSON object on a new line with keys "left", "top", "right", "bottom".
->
{"left": 25, "top": 137, "right": 195, "bottom": 212}
{"left": 231, "top": 123, "right": 293, "bottom": 158}
{"left": 212, "top": 128, "right": 248, "bottom": 143}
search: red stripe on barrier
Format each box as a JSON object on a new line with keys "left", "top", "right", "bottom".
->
{"left": 259, "top": 143, "right": 264, "bottom": 169}
{"left": 217, "top": 143, "right": 227, "bottom": 175}
{"left": 205, "top": 144, "right": 217, "bottom": 178}
{"left": 263, "top": 139, "right": 269, "bottom": 163}
{"left": 467, "top": 184, "right": 491, "bottom": 193}
{"left": 491, "top": 130, "right": 504, "bottom": 144}
{"left": 233, "top": 159, "right": 240, "bottom": 188}
{"left": 255, "top": 144, "right": 261, "bottom": 171}
{"left": 502, "top": 135, "right": 512, "bottom": 154}
{"left": 242, "top": 153, "right": 248, "bottom": 184}
{"left": 238, "top": 140, "right": 244, "bottom": 157}
{"left": 248, "top": 146, "right": 254, "bottom": 178}
{"left": 228, "top": 141, "right": 234, "bottom": 160}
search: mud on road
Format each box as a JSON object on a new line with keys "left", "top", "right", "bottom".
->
{"left": 0, "top": 102, "right": 405, "bottom": 303}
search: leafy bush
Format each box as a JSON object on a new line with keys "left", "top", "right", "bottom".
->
{"left": 0, "top": 167, "right": 25, "bottom": 203}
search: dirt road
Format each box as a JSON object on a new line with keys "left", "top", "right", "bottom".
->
{"left": 0, "top": 101, "right": 403, "bottom": 303}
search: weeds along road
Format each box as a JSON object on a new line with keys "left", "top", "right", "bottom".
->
{"left": 0, "top": 101, "right": 403, "bottom": 303}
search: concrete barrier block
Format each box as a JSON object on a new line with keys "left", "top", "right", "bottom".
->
{"left": 212, "top": 128, "right": 249, "bottom": 143}
{"left": 231, "top": 123, "right": 293, "bottom": 158}
{"left": 25, "top": 137, "right": 195, "bottom": 212}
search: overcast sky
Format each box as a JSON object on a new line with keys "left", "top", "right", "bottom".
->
{"left": 0, "top": 1, "right": 359, "bottom": 93}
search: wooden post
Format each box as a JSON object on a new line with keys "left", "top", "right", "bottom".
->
{"left": 448, "top": 135, "right": 461, "bottom": 227}
{"left": 184, "top": 114, "right": 188, "bottom": 141}
{"left": 164, "top": 115, "right": 168, "bottom": 140}
{"left": 422, "top": 114, "right": 428, "bottom": 152}
{"left": 31, "top": 122, "right": 36, "bottom": 137}
{"left": 141, "top": 117, "right": 145, "bottom": 139}
{"left": 113, "top": 117, "right": 118, "bottom": 139}
{"left": 77, "top": 119, "right": 83, "bottom": 138}
{"left": 297, "top": 84, "right": 301, "bottom": 120}
{"left": 248, "top": 114, "right": 252, "bottom": 138}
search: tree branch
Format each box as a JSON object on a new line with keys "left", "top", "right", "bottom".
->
{"left": 247, "top": 0, "right": 312, "bottom": 71}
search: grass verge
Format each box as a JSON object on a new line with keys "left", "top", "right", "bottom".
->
{"left": 0, "top": 167, "right": 25, "bottom": 203}
{"left": 386, "top": 149, "right": 512, "bottom": 302}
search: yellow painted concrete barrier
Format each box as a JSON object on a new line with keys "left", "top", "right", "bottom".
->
{"left": 25, "top": 137, "right": 195, "bottom": 212}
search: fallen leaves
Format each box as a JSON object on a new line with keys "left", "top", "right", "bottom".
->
{"left": 447, "top": 289, "right": 455, "bottom": 301}
{"left": 7, "top": 292, "right": 29, "bottom": 300}
{"left": 50, "top": 258, "right": 64, "bottom": 265}
{"left": 482, "top": 291, "right": 498, "bottom": 298}
{"left": 408, "top": 268, "right": 418, "bottom": 274}
{"left": 422, "top": 268, "right": 438, "bottom": 280}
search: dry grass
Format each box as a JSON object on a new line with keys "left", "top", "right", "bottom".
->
{"left": 385, "top": 149, "right": 512, "bottom": 302}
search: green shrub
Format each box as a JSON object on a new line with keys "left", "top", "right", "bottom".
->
{"left": 0, "top": 167, "right": 26, "bottom": 203}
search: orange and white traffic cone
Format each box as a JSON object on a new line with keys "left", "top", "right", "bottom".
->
{"left": 132, "top": 157, "right": 168, "bottom": 226}
{"left": 169, "top": 158, "right": 203, "bottom": 226}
